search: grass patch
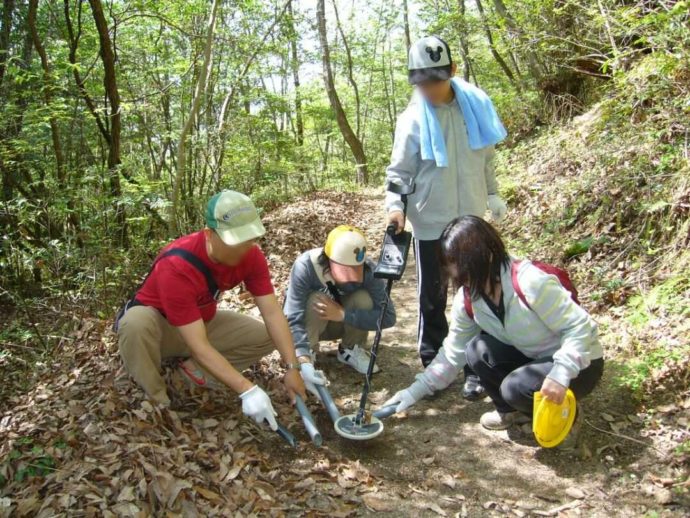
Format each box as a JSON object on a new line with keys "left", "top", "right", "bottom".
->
{"left": 626, "top": 274, "right": 690, "bottom": 328}
{"left": 615, "top": 345, "right": 690, "bottom": 397}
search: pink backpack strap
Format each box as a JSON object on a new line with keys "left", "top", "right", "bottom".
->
{"left": 511, "top": 260, "right": 531, "bottom": 310}
{"left": 463, "top": 288, "right": 474, "bottom": 320}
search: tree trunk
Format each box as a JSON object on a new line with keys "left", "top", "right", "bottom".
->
{"left": 0, "top": 0, "right": 14, "bottom": 87}
{"left": 213, "top": 0, "right": 290, "bottom": 186}
{"left": 491, "top": 0, "right": 542, "bottom": 81}
{"left": 0, "top": 0, "right": 14, "bottom": 204}
{"left": 402, "top": 0, "right": 411, "bottom": 52}
{"left": 456, "top": 0, "right": 473, "bottom": 82}
{"left": 88, "top": 0, "right": 128, "bottom": 247}
{"left": 332, "top": 0, "right": 361, "bottom": 138}
{"left": 170, "top": 0, "right": 219, "bottom": 235}
{"left": 287, "top": 0, "right": 303, "bottom": 146}
{"left": 475, "top": 0, "right": 520, "bottom": 91}
{"left": 315, "top": 0, "right": 368, "bottom": 184}
{"left": 64, "top": 0, "right": 109, "bottom": 143}
{"left": 28, "top": 0, "right": 65, "bottom": 181}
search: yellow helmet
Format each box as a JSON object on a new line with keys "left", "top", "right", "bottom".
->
{"left": 532, "top": 389, "right": 577, "bottom": 448}
{"left": 324, "top": 225, "right": 367, "bottom": 266}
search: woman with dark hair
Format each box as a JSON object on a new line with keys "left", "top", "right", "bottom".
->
{"left": 383, "top": 216, "right": 604, "bottom": 432}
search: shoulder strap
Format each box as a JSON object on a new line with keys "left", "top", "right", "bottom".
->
{"left": 160, "top": 248, "right": 220, "bottom": 300}
{"left": 511, "top": 260, "right": 531, "bottom": 310}
{"left": 137, "top": 247, "right": 219, "bottom": 301}
{"left": 463, "top": 288, "right": 474, "bottom": 320}
{"left": 308, "top": 248, "right": 342, "bottom": 304}
{"left": 325, "top": 281, "right": 342, "bottom": 305}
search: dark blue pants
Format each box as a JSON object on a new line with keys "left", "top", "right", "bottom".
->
{"left": 466, "top": 334, "right": 604, "bottom": 415}
{"left": 414, "top": 238, "right": 473, "bottom": 378}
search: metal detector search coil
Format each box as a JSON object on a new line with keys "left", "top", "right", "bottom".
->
{"left": 334, "top": 414, "right": 384, "bottom": 440}
{"left": 332, "top": 180, "right": 415, "bottom": 441}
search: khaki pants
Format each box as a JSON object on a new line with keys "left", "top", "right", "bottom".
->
{"left": 117, "top": 306, "right": 275, "bottom": 405}
{"left": 305, "top": 289, "right": 373, "bottom": 351}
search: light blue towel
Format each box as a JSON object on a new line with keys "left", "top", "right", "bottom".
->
{"left": 418, "top": 78, "right": 507, "bottom": 167}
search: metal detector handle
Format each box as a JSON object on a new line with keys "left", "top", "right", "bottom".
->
{"left": 386, "top": 181, "right": 415, "bottom": 196}
{"left": 386, "top": 181, "right": 415, "bottom": 215}
{"left": 372, "top": 404, "right": 398, "bottom": 420}
{"left": 295, "top": 395, "right": 323, "bottom": 447}
{"left": 276, "top": 423, "right": 298, "bottom": 448}
{"left": 315, "top": 385, "right": 341, "bottom": 423}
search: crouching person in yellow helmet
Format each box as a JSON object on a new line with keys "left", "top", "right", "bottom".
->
{"left": 283, "top": 226, "right": 397, "bottom": 396}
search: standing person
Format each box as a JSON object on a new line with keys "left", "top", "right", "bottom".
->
{"left": 115, "top": 190, "right": 306, "bottom": 431}
{"left": 385, "top": 35, "right": 509, "bottom": 400}
{"left": 383, "top": 216, "right": 604, "bottom": 440}
{"left": 283, "top": 225, "right": 396, "bottom": 396}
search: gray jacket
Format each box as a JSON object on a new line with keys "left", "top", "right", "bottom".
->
{"left": 385, "top": 99, "right": 498, "bottom": 240}
{"left": 284, "top": 248, "right": 397, "bottom": 358}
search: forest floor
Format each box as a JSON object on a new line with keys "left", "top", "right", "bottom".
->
{"left": 1, "top": 190, "right": 688, "bottom": 517}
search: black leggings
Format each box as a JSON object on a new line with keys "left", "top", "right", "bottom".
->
{"left": 415, "top": 238, "right": 475, "bottom": 379}
{"left": 465, "top": 334, "right": 604, "bottom": 415}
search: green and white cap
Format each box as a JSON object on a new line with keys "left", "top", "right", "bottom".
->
{"left": 205, "top": 190, "right": 266, "bottom": 245}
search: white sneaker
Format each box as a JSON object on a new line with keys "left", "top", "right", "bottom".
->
{"left": 337, "top": 345, "right": 380, "bottom": 375}
{"left": 480, "top": 410, "right": 530, "bottom": 431}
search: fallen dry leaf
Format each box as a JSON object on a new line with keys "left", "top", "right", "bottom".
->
{"left": 427, "top": 502, "right": 447, "bottom": 516}
{"left": 362, "top": 493, "right": 394, "bottom": 512}
{"left": 193, "top": 485, "right": 223, "bottom": 503}
{"left": 565, "top": 487, "right": 585, "bottom": 500}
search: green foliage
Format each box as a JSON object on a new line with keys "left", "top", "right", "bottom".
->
{"left": 564, "top": 236, "right": 594, "bottom": 258}
{"left": 1, "top": 0, "right": 688, "bottom": 339}
{"left": 2, "top": 437, "right": 60, "bottom": 485}
{"left": 616, "top": 346, "right": 690, "bottom": 397}
{"left": 627, "top": 275, "right": 690, "bottom": 329}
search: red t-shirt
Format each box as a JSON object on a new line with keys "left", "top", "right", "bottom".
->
{"left": 136, "top": 231, "right": 274, "bottom": 326}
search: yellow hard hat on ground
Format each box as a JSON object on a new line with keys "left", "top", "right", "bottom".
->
{"left": 533, "top": 389, "right": 577, "bottom": 448}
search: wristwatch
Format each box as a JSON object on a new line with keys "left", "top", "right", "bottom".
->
{"left": 284, "top": 363, "right": 301, "bottom": 372}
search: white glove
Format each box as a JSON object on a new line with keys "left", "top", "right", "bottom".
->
{"left": 300, "top": 362, "right": 328, "bottom": 401}
{"left": 239, "top": 385, "right": 278, "bottom": 431}
{"left": 488, "top": 194, "right": 508, "bottom": 222}
{"left": 382, "top": 380, "right": 433, "bottom": 413}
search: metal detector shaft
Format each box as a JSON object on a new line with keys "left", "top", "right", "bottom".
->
{"left": 295, "top": 395, "right": 323, "bottom": 447}
{"left": 315, "top": 384, "right": 341, "bottom": 423}
{"left": 276, "top": 423, "right": 298, "bottom": 448}
{"left": 372, "top": 404, "right": 397, "bottom": 420}
{"left": 354, "top": 278, "right": 394, "bottom": 426}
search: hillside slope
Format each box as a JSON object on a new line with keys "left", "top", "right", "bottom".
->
{"left": 495, "top": 52, "right": 690, "bottom": 495}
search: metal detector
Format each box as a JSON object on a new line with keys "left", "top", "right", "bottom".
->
{"left": 276, "top": 422, "right": 298, "bottom": 448}
{"left": 273, "top": 394, "right": 324, "bottom": 448}
{"left": 333, "top": 180, "right": 415, "bottom": 440}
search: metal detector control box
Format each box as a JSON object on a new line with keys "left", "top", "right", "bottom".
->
{"left": 374, "top": 180, "right": 415, "bottom": 281}
{"left": 374, "top": 227, "right": 412, "bottom": 281}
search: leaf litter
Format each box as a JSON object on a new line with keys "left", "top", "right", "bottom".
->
{"left": 1, "top": 190, "right": 688, "bottom": 516}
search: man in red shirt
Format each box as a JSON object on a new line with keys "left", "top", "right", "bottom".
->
{"left": 116, "top": 190, "right": 306, "bottom": 431}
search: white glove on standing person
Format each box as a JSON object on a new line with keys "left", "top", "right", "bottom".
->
{"left": 300, "top": 362, "right": 328, "bottom": 401}
{"left": 382, "top": 379, "right": 433, "bottom": 413}
{"left": 239, "top": 385, "right": 278, "bottom": 431}
{"left": 488, "top": 194, "right": 508, "bottom": 222}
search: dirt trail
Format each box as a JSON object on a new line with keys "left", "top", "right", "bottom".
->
{"left": 263, "top": 191, "right": 682, "bottom": 517}
{"left": 0, "top": 191, "right": 685, "bottom": 517}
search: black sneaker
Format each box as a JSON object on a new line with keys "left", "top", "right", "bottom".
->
{"left": 462, "top": 374, "right": 485, "bottom": 401}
